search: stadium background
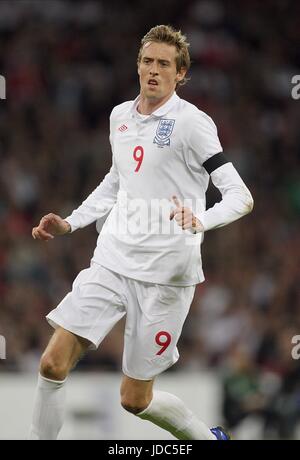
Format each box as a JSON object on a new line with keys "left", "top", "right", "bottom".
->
{"left": 0, "top": 0, "right": 300, "bottom": 439}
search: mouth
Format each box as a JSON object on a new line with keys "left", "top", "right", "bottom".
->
{"left": 148, "top": 79, "right": 158, "bottom": 86}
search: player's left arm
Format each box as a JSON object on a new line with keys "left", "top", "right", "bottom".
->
{"left": 195, "top": 154, "right": 254, "bottom": 232}
{"left": 170, "top": 158, "right": 254, "bottom": 233}
{"left": 170, "top": 112, "right": 254, "bottom": 233}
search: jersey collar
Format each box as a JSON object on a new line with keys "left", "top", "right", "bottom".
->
{"left": 131, "top": 92, "right": 179, "bottom": 119}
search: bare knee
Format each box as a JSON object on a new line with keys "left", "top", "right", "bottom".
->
{"left": 121, "top": 397, "right": 151, "bottom": 415}
{"left": 40, "top": 353, "right": 70, "bottom": 381}
{"left": 120, "top": 377, "right": 153, "bottom": 415}
{"left": 39, "top": 328, "right": 89, "bottom": 381}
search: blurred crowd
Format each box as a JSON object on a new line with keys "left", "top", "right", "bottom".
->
{"left": 0, "top": 0, "right": 300, "bottom": 438}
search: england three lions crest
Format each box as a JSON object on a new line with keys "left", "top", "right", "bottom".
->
{"left": 153, "top": 119, "right": 175, "bottom": 147}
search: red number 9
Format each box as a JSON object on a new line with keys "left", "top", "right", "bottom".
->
{"left": 155, "top": 331, "right": 171, "bottom": 355}
{"left": 133, "top": 146, "right": 144, "bottom": 172}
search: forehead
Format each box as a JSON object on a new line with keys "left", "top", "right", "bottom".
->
{"left": 141, "top": 41, "right": 177, "bottom": 62}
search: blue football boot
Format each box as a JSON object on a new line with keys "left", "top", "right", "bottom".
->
{"left": 210, "top": 426, "right": 231, "bottom": 440}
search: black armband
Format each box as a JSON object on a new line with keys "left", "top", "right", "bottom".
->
{"left": 202, "top": 152, "right": 229, "bottom": 174}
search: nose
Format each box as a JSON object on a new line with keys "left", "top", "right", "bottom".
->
{"left": 149, "top": 62, "right": 159, "bottom": 76}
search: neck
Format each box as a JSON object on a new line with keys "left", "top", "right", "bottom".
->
{"left": 137, "top": 91, "right": 175, "bottom": 115}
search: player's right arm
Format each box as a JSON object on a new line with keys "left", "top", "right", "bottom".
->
{"left": 63, "top": 108, "right": 120, "bottom": 233}
{"left": 63, "top": 161, "right": 119, "bottom": 233}
{"left": 32, "top": 109, "right": 120, "bottom": 241}
{"left": 32, "top": 161, "right": 119, "bottom": 241}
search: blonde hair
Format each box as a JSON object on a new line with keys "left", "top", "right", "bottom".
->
{"left": 137, "top": 25, "right": 191, "bottom": 87}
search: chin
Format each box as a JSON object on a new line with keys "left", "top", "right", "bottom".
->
{"left": 145, "top": 92, "right": 160, "bottom": 100}
{"left": 147, "top": 87, "right": 163, "bottom": 96}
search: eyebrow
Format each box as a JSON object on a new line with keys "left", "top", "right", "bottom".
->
{"left": 142, "top": 57, "right": 171, "bottom": 64}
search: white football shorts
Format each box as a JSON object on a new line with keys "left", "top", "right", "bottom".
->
{"left": 46, "top": 262, "right": 195, "bottom": 380}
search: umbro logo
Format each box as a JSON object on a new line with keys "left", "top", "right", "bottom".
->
{"left": 118, "top": 124, "right": 128, "bottom": 132}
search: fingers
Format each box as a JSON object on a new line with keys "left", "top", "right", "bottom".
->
{"left": 32, "top": 226, "right": 54, "bottom": 241}
{"left": 174, "top": 212, "right": 184, "bottom": 223}
{"left": 171, "top": 195, "right": 182, "bottom": 209}
{"left": 176, "top": 213, "right": 193, "bottom": 228}
{"left": 32, "top": 216, "right": 54, "bottom": 241}
{"left": 170, "top": 195, "right": 196, "bottom": 231}
{"left": 170, "top": 195, "right": 182, "bottom": 220}
{"left": 170, "top": 195, "right": 190, "bottom": 222}
{"left": 41, "top": 213, "right": 60, "bottom": 225}
{"left": 41, "top": 214, "right": 56, "bottom": 226}
{"left": 39, "top": 214, "right": 57, "bottom": 232}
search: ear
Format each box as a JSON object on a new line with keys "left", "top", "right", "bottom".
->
{"left": 176, "top": 67, "right": 187, "bottom": 83}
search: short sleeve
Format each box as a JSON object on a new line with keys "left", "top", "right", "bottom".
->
{"left": 187, "top": 110, "right": 223, "bottom": 166}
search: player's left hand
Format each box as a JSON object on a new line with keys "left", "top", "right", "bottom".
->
{"left": 169, "top": 195, "right": 204, "bottom": 233}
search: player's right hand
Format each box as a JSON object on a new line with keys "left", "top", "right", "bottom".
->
{"left": 32, "top": 213, "right": 71, "bottom": 241}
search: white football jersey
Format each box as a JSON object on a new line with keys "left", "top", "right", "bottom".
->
{"left": 65, "top": 92, "right": 253, "bottom": 286}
